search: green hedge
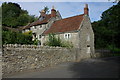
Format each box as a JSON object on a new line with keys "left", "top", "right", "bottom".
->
{"left": 2, "top": 30, "right": 33, "bottom": 44}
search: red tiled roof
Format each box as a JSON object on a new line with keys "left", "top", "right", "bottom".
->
{"left": 22, "top": 14, "right": 51, "bottom": 29}
{"left": 43, "top": 14, "right": 84, "bottom": 35}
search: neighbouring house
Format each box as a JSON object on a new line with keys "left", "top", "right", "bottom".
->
{"left": 22, "top": 6, "right": 62, "bottom": 41}
{"left": 22, "top": 4, "right": 95, "bottom": 55}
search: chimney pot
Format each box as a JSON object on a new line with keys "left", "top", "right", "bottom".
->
{"left": 84, "top": 4, "right": 89, "bottom": 16}
{"left": 51, "top": 6, "right": 56, "bottom": 17}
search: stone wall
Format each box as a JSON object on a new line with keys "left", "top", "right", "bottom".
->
{"left": 91, "top": 49, "right": 113, "bottom": 58}
{"left": 2, "top": 44, "right": 80, "bottom": 76}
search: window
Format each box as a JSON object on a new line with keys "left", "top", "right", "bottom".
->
{"left": 33, "top": 26, "right": 34, "bottom": 28}
{"left": 40, "top": 25, "right": 42, "bottom": 28}
{"left": 39, "top": 35, "right": 42, "bottom": 38}
{"left": 64, "top": 33, "right": 71, "bottom": 39}
{"left": 65, "top": 34, "right": 67, "bottom": 38}
{"left": 33, "top": 26, "right": 36, "bottom": 29}
{"left": 34, "top": 26, "right": 36, "bottom": 29}
{"left": 68, "top": 34, "right": 70, "bottom": 38}
{"left": 25, "top": 29, "right": 29, "bottom": 32}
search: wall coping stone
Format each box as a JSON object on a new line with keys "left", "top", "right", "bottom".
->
{"left": 3, "top": 44, "right": 65, "bottom": 49}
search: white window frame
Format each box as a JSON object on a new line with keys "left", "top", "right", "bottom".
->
{"left": 39, "top": 35, "right": 42, "bottom": 39}
{"left": 33, "top": 26, "right": 36, "bottom": 29}
{"left": 32, "top": 26, "right": 35, "bottom": 29}
{"left": 25, "top": 29, "right": 29, "bottom": 32}
{"left": 40, "top": 25, "right": 42, "bottom": 28}
{"left": 64, "top": 33, "right": 71, "bottom": 39}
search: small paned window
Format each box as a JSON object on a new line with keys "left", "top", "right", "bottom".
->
{"left": 34, "top": 26, "right": 36, "bottom": 29}
{"left": 64, "top": 33, "right": 71, "bottom": 39}
{"left": 68, "top": 34, "right": 70, "bottom": 38}
{"left": 33, "top": 26, "right": 35, "bottom": 28}
{"left": 39, "top": 35, "right": 42, "bottom": 38}
{"left": 33, "top": 26, "right": 36, "bottom": 29}
{"left": 40, "top": 25, "right": 42, "bottom": 28}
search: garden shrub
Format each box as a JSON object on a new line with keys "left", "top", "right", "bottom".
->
{"left": 46, "top": 33, "right": 73, "bottom": 48}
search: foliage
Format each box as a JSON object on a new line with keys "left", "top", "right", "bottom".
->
{"left": 92, "top": 2, "right": 120, "bottom": 50}
{"left": 2, "top": 30, "right": 33, "bottom": 44}
{"left": 46, "top": 33, "right": 62, "bottom": 47}
{"left": 23, "top": 30, "right": 32, "bottom": 35}
{"left": 44, "top": 6, "right": 49, "bottom": 14}
{"left": 2, "top": 2, "right": 37, "bottom": 28}
{"left": 33, "top": 39, "right": 40, "bottom": 45}
{"left": 61, "top": 41, "right": 73, "bottom": 48}
{"left": 108, "top": 45, "right": 120, "bottom": 53}
{"left": 46, "top": 33, "right": 73, "bottom": 48}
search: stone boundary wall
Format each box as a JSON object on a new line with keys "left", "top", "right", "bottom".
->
{"left": 2, "top": 44, "right": 79, "bottom": 76}
{"left": 92, "top": 49, "right": 114, "bottom": 58}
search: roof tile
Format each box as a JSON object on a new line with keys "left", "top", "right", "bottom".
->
{"left": 43, "top": 14, "right": 84, "bottom": 34}
{"left": 23, "top": 14, "right": 51, "bottom": 29}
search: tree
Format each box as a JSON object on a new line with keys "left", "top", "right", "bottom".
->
{"left": 44, "top": 6, "right": 49, "bottom": 14}
{"left": 46, "top": 33, "right": 62, "bottom": 47}
{"left": 2, "top": 30, "right": 33, "bottom": 44}
{"left": 2, "top": 2, "right": 37, "bottom": 28}
{"left": 2, "top": 2, "right": 38, "bottom": 45}
{"left": 2, "top": 2, "right": 21, "bottom": 27}
{"left": 92, "top": 1, "right": 120, "bottom": 49}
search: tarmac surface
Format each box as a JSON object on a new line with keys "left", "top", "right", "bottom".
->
{"left": 4, "top": 56, "right": 120, "bottom": 78}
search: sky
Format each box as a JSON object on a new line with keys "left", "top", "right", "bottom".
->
{"left": 0, "top": 1, "right": 117, "bottom": 22}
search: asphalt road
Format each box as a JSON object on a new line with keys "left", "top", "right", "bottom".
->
{"left": 5, "top": 57, "right": 120, "bottom": 78}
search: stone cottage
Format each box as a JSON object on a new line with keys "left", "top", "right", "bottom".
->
{"left": 22, "top": 4, "right": 94, "bottom": 55}
{"left": 22, "top": 6, "right": 62, "bottom": 41}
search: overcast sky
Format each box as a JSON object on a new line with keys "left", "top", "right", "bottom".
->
{"left": 0, "top": 1, "right": 117, "bottom": 22}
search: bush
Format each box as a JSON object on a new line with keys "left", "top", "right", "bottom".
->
{"left": 46, "top": 33, "right": 73, "bottom": 48}
{"left": 61, "top": 41, "right": 73, "bottom": 48}
{"left": 108, "top": 44, "right": 120, "bottom": 53}
{"left": 2, "top": 30, "right": 33, "bottom": 44}
{"left": 23, "top": 30, "right": 32, "bottom": 35}
{"left": 33, "top": 39, "right": 40, "bottom": 45}
{"left": 46, "top": 33, "right": 62, "bottom": 47}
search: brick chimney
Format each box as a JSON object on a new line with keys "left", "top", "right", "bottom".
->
{"left": 84, "top": 4, "right": 89, "bottom": 16}
{"left": 51, "top": 6, "right": 56, "bottom": 17}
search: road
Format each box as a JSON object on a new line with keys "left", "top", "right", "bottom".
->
{"left": 4, "top": 57, "right": 120, "bottom": 78}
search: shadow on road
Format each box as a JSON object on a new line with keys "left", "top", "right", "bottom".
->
{"left": 69, "top": 57, "right": 120, "bottom": 78}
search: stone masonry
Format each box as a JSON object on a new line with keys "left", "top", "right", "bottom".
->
{"left": 2, "top": 44, "right": 79, "bottom": 76}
